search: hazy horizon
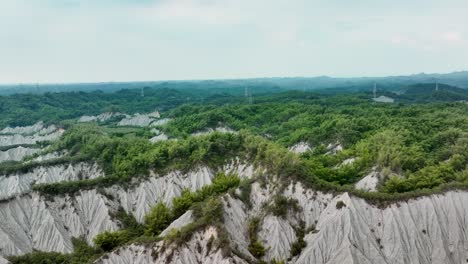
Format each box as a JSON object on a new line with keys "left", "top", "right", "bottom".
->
{"left": 1, "top": 70, "right": 468, "bottom": 86}
{"left": 1, "top": 0, "right": 467, "bottom": 83}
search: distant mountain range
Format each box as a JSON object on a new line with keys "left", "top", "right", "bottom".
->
{"left": 1, "top": 71, "right": 468, "bottom": 95}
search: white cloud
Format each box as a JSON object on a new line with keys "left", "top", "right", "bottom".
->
{"left": 441, "top": 31, "right": 463, "bottom": 43}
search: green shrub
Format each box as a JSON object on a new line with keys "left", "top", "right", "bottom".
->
{"left": 145, "top": 202, "right": 173, "bottom": 236}
{"left": 248, "top": 240, "right": 266, "bottom": 258}
{"left": 93, "top": 230, "right": 131, "bottom": 251}
{"left": 8, "top": 251, "right": 70, "bottom": 264}
{"left": 268, "top": 196, "right": 300, "bottom": 218}
{"left": 290, "top": 222, "right": 307, "bottom": 257}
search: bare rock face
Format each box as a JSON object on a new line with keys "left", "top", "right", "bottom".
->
{"left": 149, "top": 133, "right": 168, "bottom": 143}
{"left": 107, "top": 163, "right": 255, "bottom": 223}
{"left": 289, "top": 142, "right": 312, "bottom": 154}
{"left": 0, "top": 123, "right": 63, "bottom": 147}
{"left": 3, "top": 158, "right": 468, "bottom": 264}
{"left": 0, "top": 162, "right": 103, "bottom": 200}
{"left": 78, "top": 112, "right": 124, "bottom": 123}
{"left": 117, "top": 111, "right": 161, "bottom": 127}
{"left": 159, "top": 210, "right": 193, "bottom": 237}
{"left": 355, "top": 168, "right": 381, "bottom": 192}
{"left": 0, "top": 161, "right": 256, "bottom": 259}
{"left": 0, "top": 146, "right": 40, "bottom": 163}
{"left": 192, "top": 127, "right": 235, "bottom": 137}
{"left": 326, "top": 142, "right": 343, "bottom": 155}
{"left": 0, "top": 122, "right": 51, "bottom": 135}
{"left": 97, "top": 227, "right": 248, "bottom": 264}
{"left": 29, "top": 151, "right": 64, "bottom": 163}
{"left": 0, "top": 190, "right": 119, "bottom": 256}
{"left": 258, "top": 215, "right": 297, "bottom": 261}
{"left": 0, "top": 256, "right": 8, "bottom": 264}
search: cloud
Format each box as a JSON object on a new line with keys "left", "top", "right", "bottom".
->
{"left": 139, "top": 0, "right": 245, "bottom": 26}
{"left": 441, "top": 31, "right": 463, "bottom": 43}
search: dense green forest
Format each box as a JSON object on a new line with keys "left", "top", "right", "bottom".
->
{"left": 1, "top": 85, "right": 467, "bottom": 196}
{"left": 1, "top": 89, "right": 462, "bottom": 198}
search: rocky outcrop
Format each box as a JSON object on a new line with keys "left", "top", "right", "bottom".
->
{"left": 0, "top": 161, "right": 256, "bottom": 258}
{"left": 0, "top": 146, "right": 39, "bottom": 163}
{"left": 223, "top": 181, "right": 468, "bottom": 264}
{"left": 0, "top": 162, "right": 103, "bottom": 200}
{"left": 78, "top": 112, "right": 124, "bottom": 123}
{"left": 326, "top": 142, "right": 343, "bottom": 155}
{"left": 0, "top": 256, "right": 8, "bottom": 264}
{"left": 0, "top": 122, "right": 54, "bottom": 136}
{"left": 4, "top": 159, "right": 468, "bottom": 264}
{"left": 0, "top": 190, "right": 119, "bottom": 256}
{"left": 107, "top": 163, "right": 255, "bottom": 223}
{"left": 149, "top": 134, "right": 168, "bottom": 143}
{"left": 289, "top": 142, "right": 312, "bottom": 154}
{"left": 355, "top": 168, "right": 381, "bottom": 192}
{"left": 30, "top": 151, "right": 64, "bottom": 163}
{"left": 0, "top": 127, "right": 63, "bottom": 147}
{"left": 97, "top": 227, "right": 248, "bottom": 264}
{"left": 160, "top": 210, "right": 193, "bottom": 237}
{"left": 117, "top": 111, "right": 161, "bottom": 127}
{"left": 192, "top": 127, "right": 235, "bottom": 137}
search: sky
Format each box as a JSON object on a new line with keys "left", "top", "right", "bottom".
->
{"left": 0, "top": 0, "right": 467, "bottom": 83}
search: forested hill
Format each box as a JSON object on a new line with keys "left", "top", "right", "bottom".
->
{"left": 2, "top": 71, "right": 468, "bottom": 95}
{"left": 1, "top": 81, "right": 468, "bottom": 128}
{"left": 397, "top": 83, "right": 468, "bottom": 102}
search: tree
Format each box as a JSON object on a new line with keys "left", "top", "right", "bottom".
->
{"left": 145, "top": 202, "right": 172, "bottom": 236}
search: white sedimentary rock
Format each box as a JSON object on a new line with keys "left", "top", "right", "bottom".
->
{"left": 159, "top": 210, "right": 193, "bottom": 237}
{"left": 0, "top": 162, "right": 103, "bottom": 200}
{"left": 149, "top": 133, "right": 168, "bottom": 142}
{"left": 0, "top": 161, "right": 257, "bottom": 259}
{"left": 4, "top": 160, "right": 468, "bottom": 264}
{"left": 118, "top": 111, "right": 161, "bottom": 127}
{"left": 192, "top": 127, "right": 235, "bottom": 136}
{"left": 222, "top": 194, "right": 254, "bottom": 258}
{"left": 289, "top": 142, "right": 312, "bottom": 154}
{"left": 0, "top": 190, "right": 119, "bottom": 256}
{"left": 326, "top": 142, "right": 343, "bottom": 155}
{"left": 107, "top": 167, "right": 215, "bottom": 223}
{"left": 355, "top": 168, "right": 381, "bottom": 192}
{"left": 30, "top": 151, "right": 64, "bottom": 162}
{"left": 97, "top": 227, "right": 248, "bottom": 264}
{"left": 78, "top": 112, "right": 124, "bottom": 123}
{"left": 341, "top": 157, "right": 356, "bottom": 166}
{"left": 0, "top": 122, "right": 49, "bottom": 135}
{"left": 0, "top": 256, "right": 8, "bottom": 264}
{"left": 151, "top": 118, "right": 170, "bottom": 126}
{"left": 258, "top": 215, "right": 297, "bottom": 261}
{"left": 222, "top": 159, "right": 255, "bottom": 179}
{"left": 0, "top": 129, "right": 64, "bottom": 147}
{"left": 0, "top": 147, "right": 40, "bottom": 163}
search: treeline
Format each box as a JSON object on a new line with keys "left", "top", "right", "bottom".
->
{"left": 32, "top": 123, "right": 300, "bottom": 196}
{"left": 0, "top": 87, "right": 205, "bottom": 127}
{"left": 161, "top": 96, "right": 468, "bottom": 193}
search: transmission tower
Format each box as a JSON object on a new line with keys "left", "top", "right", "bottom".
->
{"left": 141, "top": 87, "right": 145, "bottom": 97}
{"left": 373, "top": 82, "right": 377, "bottom": 98}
